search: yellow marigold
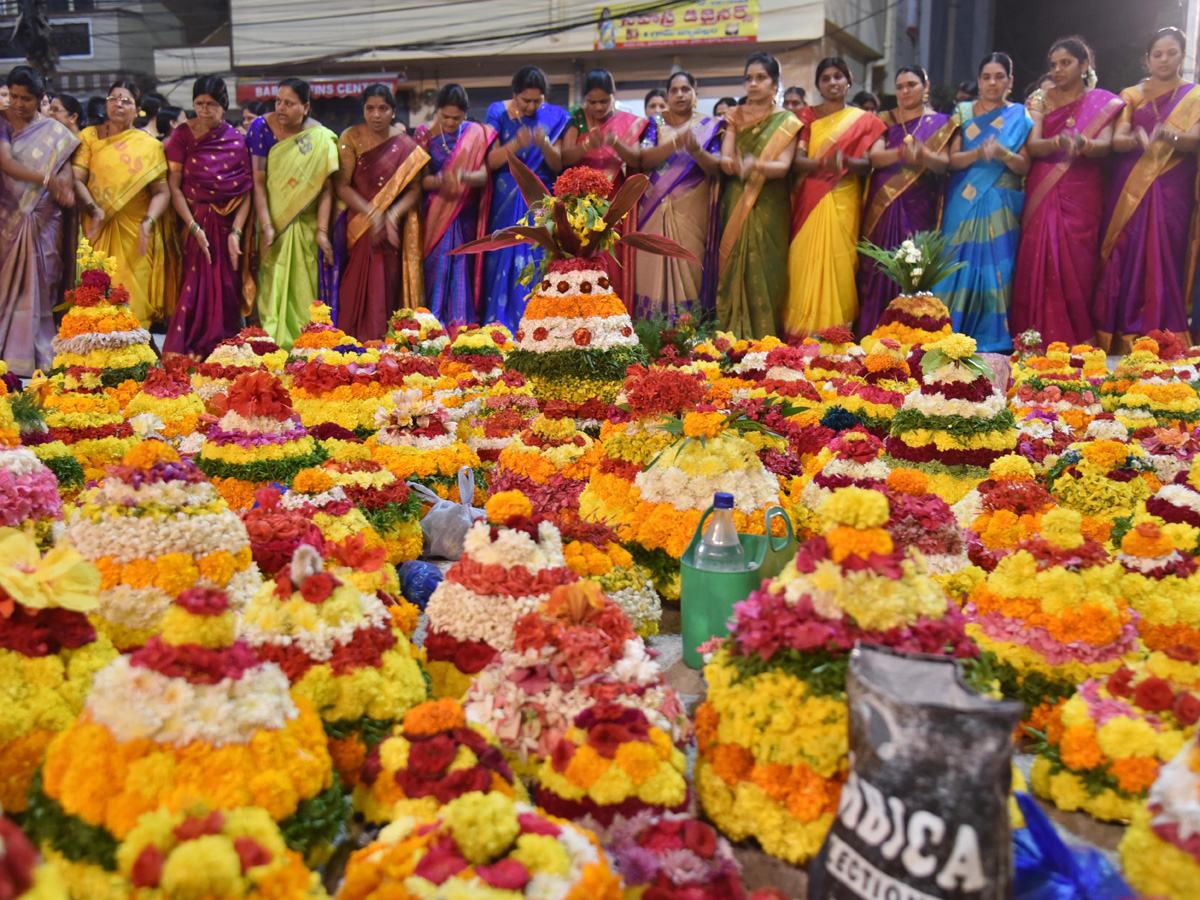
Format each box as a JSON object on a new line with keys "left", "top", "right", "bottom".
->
{"left": 292, "top": 468, "right": 335, "bottom": 494}
{"left": 682, "top": 411, "right": 726, "bottom": 440}
{"left": 989, "top": 454, "right": 1035, "bottom": 480}
{"left": 818, "top": 486, "right": 890, "bottom": 530}
{"left": 885, "top": 468, "right": 928, "bottom": 496}
{"left": 1039, "top": 508, "right": 1085, "bottom": 550}
{"left": 935, "top": 333, "right": 977, "bottom": 360}
{"left": 1080, "top": 440, "right": 1129, "bottom": 471}
{"left": 485, "top": 490, "right": 534, "bottom": 524}
{"left": 121, "top": 439, "right": 181, "bottom": 469}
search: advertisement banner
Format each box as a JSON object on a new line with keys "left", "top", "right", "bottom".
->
{"left": 235, "top": 75, "right": 403, "bottom": 105}
{"left": 595, "top": 1, "right": 758, "bottom": 50}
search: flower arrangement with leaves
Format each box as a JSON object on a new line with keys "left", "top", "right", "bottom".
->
{"left": 856, "top": 230, "right": 965, "bottom": 297}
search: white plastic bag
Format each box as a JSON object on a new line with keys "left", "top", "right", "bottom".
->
{"left": 406, "top": 467, "right": 486, "bottom": 560}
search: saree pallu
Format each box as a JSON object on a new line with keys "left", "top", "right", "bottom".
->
{"left": 856, "top": 112, "right": 954, "bottom": 333}
{"left": 935, "top": 103, "right": 1034, "bottom": 352}
{"left": 0, "top": 118, "right": 79, "bottom": 376}
{"left": 337, "top": 134, "right": 428, "bottom": 342}
{"left": 1093, "top": 83, "right": 1200, "bottom": 348}
{"left": 76, "top": 127, "right": 169, "bottom": 327}
{"left": 570, "top": 109, "right": 648, "bottom": 310}
{"left": 256, "top": 125, "right": 338, "bottom": 348}
{"left": 716, "top": 109, "right": 801, "bottom": 339}
{"left": 783, "top": 107, "right": 886, "bottom": 341}
{"left": 1010, "top": 90, "right": 1125, "bottom": 346}
{"left": 634, "top": 115, "right": 722, "bottom": 322}
{"left": 419, "top": 121, "right": 495, "bottom": 330}
{"left": 164, "top": 121, "right": 253, "bottom": 358}
{"left": 483, "top": 101, "right": 569, "bottom": 331}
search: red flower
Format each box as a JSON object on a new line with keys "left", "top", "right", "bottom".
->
{"left": 80, "top": 268, "right": 111, "bottom": 291}
{"left": 431, "top": 766, "right": 492, "bottom": 804}
{"left": 299, "top": 573, "right": 338, "bottom": 604}
{"left": 407, "top": 734, "right": 458, "bottom": 778}
{"left": 515, "top": 330, "right": 525, "bottom": 342}
{"left": 131, "top": 845, "right": 164, "bottom": 888}
{"left": 476, "top": 859, "right": 531, "bottom": 891}
{"left": 1135, "top": 676, "right": 1175, "bottom": 712}
{"left": 173, "top": 811, "right": 225, "bottom": 841}
{"left": 0, "top": 817, "right": 36, "bottom": 896}
{"left": 1173, "top": 692, "right": 1200, "bottom": 727}
{"left": 621, "top": 326, "right": 632, "bottom": 338}
{"left": 327, "top": 535, "right": 386, "bottom": 573}
{"left": 518, "top": 812, "right": 561, "bottom": 837}
{"left": 1165, "top": 644, "right": 1200, "bottom": 664}
{"left": 573, "top": 328, "right": 592, "bottom": 347}
{"left": 108, "top": 284, "right": 131, "bottom": 306}
{"left": 551, "top": 738, "right": 577, "bottom": 773}
{"left": 413, "top": 836, "right": 469, "bottom": 884}
{"left": 533, "top": 327, "right": 549, "bottom": 341}
{"left": 553, "top": 167, "right": 613, "bottom": 199}
{"left": 233, "top": 837, "right": 272, "bottom": 873}
{"left": 212, "top": 371, "right": 294, "bottom": 420}
{"left": 682, "top": 820, "right": 718, "bottom": 859}
{"left": 175, "top": 587, "right": 230, "bottom": 616}
{"left": 455, "top": 639, "right": 498, "bottom": 674}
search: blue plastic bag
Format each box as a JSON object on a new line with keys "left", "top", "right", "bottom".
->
{"left": 399, "top": 560, "right": 443, "bottom": 611}
{"left": 1013, "top": 793, "right": 1130, "bottom": 900}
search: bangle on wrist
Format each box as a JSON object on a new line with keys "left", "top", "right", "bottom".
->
{"left": 143, "top": 216, "right": 155, "bottom": 228}
{"left": 231, "top": 227, "right": 243, "bottom": 237}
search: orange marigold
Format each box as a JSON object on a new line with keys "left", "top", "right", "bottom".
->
{"left": 122, "top": 439, "right": 181, "bottom": 469}
{"left": 1121, "top": 521, "right": 1176, "bottom": 559}
{"left": 403, "top": 698, "right": 467, "bottom": 736}
{"left": 485, "top": 490, "right": 534, "bottom": 524}
{"left": 292, "top": 467, "right": 335, "bottom": 494}
{"left": 708, "top": 742, "right": 754, "bottom": 785}
{"left": 886, "top": 468, "right": 928, "bottom": 496}
{"left": 1058, "top": 725, "right": 1104, "bottom": 771}
{"left": 826, "top": 525, "right": 893, "bottom": 563}
{"left": 1109, "top": 756, "right": 1160, "bottom": 794}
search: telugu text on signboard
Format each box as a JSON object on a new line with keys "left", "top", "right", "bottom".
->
{"left": 594, "top": 1, "right": 758, "bottom": 50}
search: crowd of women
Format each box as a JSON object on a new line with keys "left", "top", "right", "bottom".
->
{"left": 0, "top": 26, "right": 1196, "bottom": 376}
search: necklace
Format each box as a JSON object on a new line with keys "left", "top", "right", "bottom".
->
{"left": 897, "top": 108, "right": 928, "bottom": 138}
{"left": 1152, "top": 80, "right": 1185, "bottom": 125}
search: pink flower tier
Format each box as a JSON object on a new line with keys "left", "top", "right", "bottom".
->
{"left": 508, "top": 257, "right": 648, "bottom": 424}
{"left": 489, "top": 407, "right": 600, "bottom": 517}
{"left": 884, "top": 334, "right": 1017, "bottom": 504}
{"left": 1116, "top": 519, "right": 1200, "bottom": 654}
{"left": 606, "top": 814, "right": 745, "bottom": 900}
{"left": 238, "top": 545, "right": 428, "bottom": 786}
{"left": 24, "top": 586, "right": 343, "bottom": 894}
{"left": 1141, "top": 426, "right": 1200, "bottom": 484}
{"left": 64, "top": 440, "right": 262, "bottom": 651}
{"left": 964, "top": 508, "right": 1139, "bottom": 727}
{"left": 462, "top": 581, "right": 689, "bottom": 776}
{"left": 196, "top": 371, "right": 327, "bottom": 511}
{"left": 532, "top": 701, "right": 689, "bottom": 834}
{"left": 1014, "top": 410, "right": 1075, "bottom": 469}
{"left": 240, "top": 487, "right": 326, "bottom": 578}
{"left": 1031, "top": 646, "right": 1199, "bottom": 822}
{"left": 423, "top": 494, "right": 577, "bottom": 700}
{"left": 1119, "top": 729, "right": 1200, "bottom": 900}
{"left": 0, "top": 529, "right": 116, "bottom": 814}
{"left": 1010, "top": 366, "right": 1102, "bottom": 437}
{"left": 695, "top": 486, "right": 976, "bottom": 864}
{"left": 0, "top": 443, "right": 64, "bottom": 549}
{"left": 880, "top": 468, "right": 968, "bottom": 577}
{"left": 352, "top": 697, "right": 526, "bottom": 825}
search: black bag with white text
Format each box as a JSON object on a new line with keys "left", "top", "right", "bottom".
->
{"left": 810, "top": 645, "right": 1023, "bottom": 900}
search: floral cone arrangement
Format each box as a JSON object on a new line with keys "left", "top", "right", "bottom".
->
{"left": 1119, "top": 729, "right": 1200, "bottom": 900}
{"left": 607, "top": 813, "right": 744, "bottom": 900}
{"left": 829, "top": 338, "right": 916, "bottom": 435}
{"left": 1114, "top": 381, "right": 1200, "bottom": 435}
{"left": 801, "top": 326, "right": 865, "bottom": 389}
{"left": 423, "top": 493, "right": 577, "bottom": 699}
{"left": 338, "top": 791, "right": 623, "bottom": 900}
{"left": 51, "top": 242, "right": 156, "bottom": 387}
{"left": 0, "top": 442, "right": 64, "bottom": 549}
{"left": 880, "top": 467, "right": 968, "bottom": 576}
{"left": 1014, "top": 410, "right": 1076, "bottom": 469}
{"left": 289, "top": 301, "right": 378, "bottom": 365}
{"left": 964, "top": 508, "right": 1139, "bottom": 726}
{"left": 196, "top": 371, "right": 326, "bottom": 510}
{"left": 289, "top": 355, "right": 430, "bottom": 440}
{"left": 558, "top": 516, "right": 660, "bottom": 638}
{"left": 439, "top": 326, "right": 508, "bottom": 380}
{"left": 0, "top": 529, "right": 116, "bottom": 813}
{"left": 1043, "top": 439, "right": 1159, "bottom": 546}
{"left": 884, "top": 334, "right": 1017, "bottom": 503}
{"left": 798, "top": 428, "right": 891, "bottom": 512}
{"left": 1115, "top": 518, "right": 1200, "bottom": 653}
{"left": 351, "top": 697, "right": 525, "bottom": 824}
{"left": 463, "top": 370, "right": 538, "bottom": 469}
{"left": 38, "top": 366, "right": 135, "bottom": 481}
{"left": 0, "top": 811, "right": 67, "bottom": 900}
{"left": 122, "top": 359, "right": 206, "bottom": 446}
{"left": 65, "top": 440, "right": 261, "bottom": 651}
{"left": 24, "top": 584, "right": 343, "bottom": 894}
{"left": 383, "top": 307, "right": 449, "bottom": 356}
{"left": 532, "top": 702, "right": 689, "bottom": 834}
{"left": 319, "top": 460, "right": 423, "bottom": 565}
{"left": 238, "top": 545, "right": 428, "bottom": 785}
{"left": 240, "top": 487, "right": 325, "bottom": 578}
{"left": 489, "top": 407, "right": 599, "bottom": 517}
{"left": 1010, "top": 349, "right": 1102, "bottom": 436}
{"left": 695, "top": 486, "right": 976, "bottom": 864}
{"left": 952, "top": 454, "right": 1058, "bottom": 572}
{"left": 462, "top": 580, "right": 689, "bottom": 775}
{"left": 279, "top": 468, "right": 388, "bottom": 566}
{"left": 8, "top": 391, "right": 86, "bottom": 497}
{"left": 1030, "top": 645, "right": 1199, "bottom": 822}
{"left": 192, "top": 330, "right": 288, "bottom": 405}
{"left": 863, "top": 293, "right": 954, "bottom": 351}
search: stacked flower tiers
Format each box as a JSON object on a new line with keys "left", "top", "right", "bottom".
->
{"left": 383, "top": 306, "right": 448, "bottom": 356}
{"left": 1114, "top": 519, "right": 1200, "bottom": 653}
{"left": 50, "top": 242, "right": 156, "bottom": 388}
{"left": 122, "top": 360, "right": 206, "bottom": 445}
{"left": 557, "top": 516, "right": 660, "bottom": 638}
{"left": 238, "top": 545, "right": 428, "bottom": 784}
{"left": 607, "top": 814, "right": 746, "bottom": 900}
{"left": 423, "top": 493, "right": 577, "bottom": 699}
{"left": 694, "top": 487, "right": 976, "bottom": 864}
{"left": 1031, "top": 647, "right": 1199, "bottom": 821}
{"left": 439, "top": 326, "right": 508, "bottom": 380}
{"left": 191, "top": 329, "right": 288, "bottom": 405}
{"left": 862, "top": 293, "right": 953, "bottom": 350}
{"left": 320, "top": 459, "right": 424, "bottom": 565}
{"left": 0, "top": 530, "right": 116, "bottom": 813}
{"left": 289, "top": 301, "right": 378, "bottom": 366}
{"left": 25, "top": 585, "right": 344, "bottom": 897}
{"left": 801, "top": 326, "right": 865, "bottom": 390}
{"left": 289, "top": 355, "right": 433, "bottom": 439}
{"left": 489, "top": 407, "right": 600, "bottom": 516}
{"left": 278, "top": 468, "right": 386, "bottom": 561}
{"left": 829, "top": 338, "right": 916, "bottom": 435}
{"left": 7, "top": 391, "right": 86, "bottom": 498}
{"left": 0, "top": 440, "right": 65, "bottom": 548}
{"left": 64, "top": 440, "right": 261, "bottom": 651}
{"left": 884, "top": 334, "right": 1017, "bottom": 503}
{"left": 38, "top": 367, "right": 135, "bottom": 481}
{"left": 196, "top": 372, "right": 326, "bottom": 510}
{"left": 463, "top": 370, "right": 538, "bottom": 469}
{"left": 1043, "top": 439, "right": 1159, "bottom": 546}
{"left": 953, "top": 455, "right": 1058, "bottom": 572}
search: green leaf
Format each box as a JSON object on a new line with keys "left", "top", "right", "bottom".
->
{"left": 24, "top": 770, "right": 119, "bottom": 870}
{"left": 278, "top": 775, "right": 350, "bottom": 858}
{"left": 195, "top": 445, "right": 329, "bottom": 484}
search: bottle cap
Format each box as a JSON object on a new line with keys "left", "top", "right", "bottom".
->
{"left": 713, "top": 492, "right": 734, "bottom": 509}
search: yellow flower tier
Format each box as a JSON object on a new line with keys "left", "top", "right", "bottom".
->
{"left": 1043, "top": 439, "right": 1160, "bottom": 547}
{"left": 1116, "top": 518, "right": 1200, "bottom": 653}
{"left": 39, "top": 367, "right": 136, "bottom": 482}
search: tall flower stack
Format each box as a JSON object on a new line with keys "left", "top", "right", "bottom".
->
{"left": 50, "top": 241, "right": 156, "bottom": 389}
{"left": 0, "top": 529, "right": 116, "bottom": 813}
{"left": 37, "top": 367, "right": 136, "bottom": 481}
{"left": 24, "top": 585, "right": 344, "bottom": 897}
{"left": 1115, "top": 518, "right": 1200, "bottom": 653}
{"left": 439, "top": 325, "right": 508, "bottom": 380}
{"left": 1014, "top": 410, "right": 1076, "bottom": 469}
{"left": 1043, "top": 439, "right": 1159, "bottom": 546}
{"left": 829, "top": 338, "right": 917, "bottom": 436}
{"left": 64, "top": 440, "right": 262, "bottom": 651}
{"left": 351, "top": 697, "right": 526, "bottom": 825}
{"left": 1030, "top": 646, "right": 1199, "bottom": 822}
{"left": 694, "top": 486, "right": 976, "bottom": 864}
{"left": 856, "top": 230, "right": 963, "bottom": 350}
{"left": 880, "top": 467, "right": 969, "bottom": 577}
{"left": 462, "top": 580, "right": 690, "bottom": 775}
{"left": 952, "top": 455, "right": 1058, "bottom": 572}
{"left": 489, "top": 406, "right": 600, "bottom": 517}
{"left": 797, "top": 427, "right": 892, "bottom": 512}
{"left": 884, "top": 334, "right": 1018, "bottom": 503}
{"left": 801, "top": 325, "right": 865, "bottom": 391}
{"left": 0, "top": 810, "right": 68, "bottom": 900}
{"left": 383, "top": 306, "right": 449, "bottom": 356}
{"left": 1119, "top": 729, "right": 1200, "bottom": 900}
{"left": 191, "top": 329, "right": 288, "bottom": 405}
{"left": 239, "top": 487, "right": 325, "bottom": 578}
{"left": 288, "top": 300, "right": 379, "bottom": 366}
{"left": 337, "top": 792, "right": 623, "bottom": 900}
{"left": 423, "top": 492, "right": 578, "bottom": 700}
{"left": 964, "top": 508, "right": 1139, "bottom": 727}
{"left": 196, "top": 371, "right": 326, "bottom": 511}
{"left": 122, "top": 359, "right": 206, "bottom": 445}
{"left": 463, "top": 370, "right": 539, "bottom": 470}
{"left": 320, "top": 459, "right": 424, "bottom": 565}
{"left": 288, "top": 355, "right": 430, "bottom": 440}
{"left": 238, "top": 545, "right": 428, "bottom": 785}
{"left": 276, "top": 467, "right": 387, "bottom": 563}
{"left": 7, "top": 391, "right": 86, "bottom": 497}
{"left": 367, "top": 387, "right": 485, "bottom": 505}
{"left": 863, "top": 294, "right": 954, "bottom": 352}
{"left": 1010, "top": 344, "right": 1103, "bottom": 435}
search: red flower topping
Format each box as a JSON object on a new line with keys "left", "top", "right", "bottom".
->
{"left": 533, "top": 327, "right": 549, "bottom": 341}
{"left": 1165, "top": 644, "right": 1200, "bottom": 663}
{"left": 573, "top": 329, "right": 592, "bottom": 347}
{"left": 131, "top": 845, "right": 164, "bottom": 889}
{"left": 412, "top": 836, "right": 469, "bottom": 884}
{"left": 212, "top": 371, "right": 294, "bottom": 421}
{"left": 407, "top": 733, "right": 458, "bottom": 778}
{"left": 1134, "top": 676, "right": 1175, "bottom": 712}
{"left": 553, "top": 166, "right": 614, "bottom": 199}
{"left": 476, "top": 859, "right": 531, "bottom": 891}
{"left": 173, "top": 811, "right": 225, "bottom": 841}
{"left": 80, "top": 268, "right": 111, "bottom": 291}
{"left": 327, "top": 535, "right": 387, "bottom": 573}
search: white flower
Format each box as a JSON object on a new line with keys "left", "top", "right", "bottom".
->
{"left": 911, "top": 267, "right": 924, "bottom": 277}
{"left": 130, "top": 413, "right": 165, "bottom": 439}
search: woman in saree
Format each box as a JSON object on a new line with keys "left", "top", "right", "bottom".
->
{"left": 247, "top": 78, "right": 338, "bottom": 348}
{"left": 1011, "top": 37, "right": 1124, "bottom": 347}
{"left": 561, "top": 68, "right": 647, "bottom": 307}
{"left": 0, "top": 66, "right": 79, "bottom": 376}
{"left": 483, "top": 66, "right": 567, "bottom": 331}
{"left": 163, "top": 76, "right": 253, "bottom": 359}
{"left": 716, "top": 52, "right": 800, "bottom": 339}
{"left": 857, "top": 66, "right": 953, "bottom": 333}
{"left": 936, "top": 52, "right": 1033, "bottom": 352}
{"left": 1093, "top": 27, "right": 1200, "bottom": 352}
{"left": 333, "top": 83, "right": 426, "bottom": 342}
{"left": 416, "top": 83, "right": 495, "bottom": 332}
{"left": 72, "top": 79, "right": 172, "bottom": 329}
{"left": 634, "top": 71, "right": 723, "bottom": 322}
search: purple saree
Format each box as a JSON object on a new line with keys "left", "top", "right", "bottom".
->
{"left": 163, "top": 120, "right": 253, "bottom": 357}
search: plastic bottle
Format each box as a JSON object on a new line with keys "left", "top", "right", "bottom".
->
{"left": 693, "top": 492, "right": 747, "bottom": 572}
